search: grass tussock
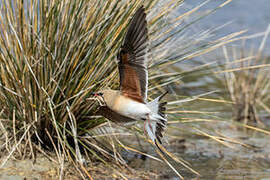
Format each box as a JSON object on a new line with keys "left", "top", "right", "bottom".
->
{"left": 221, "top": 25, "right": 270, "bottom": 125}
{"left": 0, "top": 0, "right": 247, "bottom": 179}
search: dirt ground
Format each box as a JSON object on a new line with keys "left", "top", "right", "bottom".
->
{"left": 0, "top": 154, "right": 159, "bottom": 180}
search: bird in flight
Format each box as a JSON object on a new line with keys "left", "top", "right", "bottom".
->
{"left": 90, "top": 6, "right": 168, "bottom": 146}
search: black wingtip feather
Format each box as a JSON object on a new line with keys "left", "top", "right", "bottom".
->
{"left": 155, "top": 91, "right": 169, "bottom": 144}
{"left": 158, "top": 91, "right": 168, "bottom": 118}
{"left": 124, "top": 6, "right": 148, "bottom": 51}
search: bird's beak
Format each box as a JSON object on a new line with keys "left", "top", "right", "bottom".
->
{"left": 90, "top": 92, "right": 98, "bottom": 97}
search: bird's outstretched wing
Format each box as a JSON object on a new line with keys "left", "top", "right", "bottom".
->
{"left": 118, "top": 6, "right": 148, "bottom": 103}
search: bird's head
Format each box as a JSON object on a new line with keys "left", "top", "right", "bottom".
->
{"left": 89, "top": 89, "right": 118, "bottom": 107}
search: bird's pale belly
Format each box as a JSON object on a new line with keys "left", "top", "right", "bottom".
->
{"left": 111, "top": 96, "right": 150, "bottom": 120}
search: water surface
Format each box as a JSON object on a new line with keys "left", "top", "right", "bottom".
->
{"left": 183, "top": 0, "right": 270, "bottom": 54}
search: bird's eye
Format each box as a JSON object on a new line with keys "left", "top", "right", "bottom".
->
{"left": 98, "top": 92, "right": 103, "bottom": 96}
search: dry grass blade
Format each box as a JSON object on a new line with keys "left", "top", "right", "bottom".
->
{"left": 216, "top": 63, "right": 270, "bottom": 74}
{"left": 155, "top": 141, "right": 200, "bottom": 177}
{"left": 118, "top": 142, "right": 162, "bottom": 162}
{"left": 156, "top": 149, "right": 185, "bottom": 180}
{"left": 242, "top": 124, "right": 270, "bottom": 135}
{"left": 193, "top": 127, "right": 235, "bottom": 149}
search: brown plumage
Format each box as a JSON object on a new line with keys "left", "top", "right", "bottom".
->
{"left": 118, "top": 6, "right": 148, "bottom": 103}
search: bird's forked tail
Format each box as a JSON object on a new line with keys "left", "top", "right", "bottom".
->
{"left": 145, "top": 91, "right": 168, "bottom": 144}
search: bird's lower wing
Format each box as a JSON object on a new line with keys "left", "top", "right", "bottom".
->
{"left": 96, "top": 106, "right": 136, "bottom": 123}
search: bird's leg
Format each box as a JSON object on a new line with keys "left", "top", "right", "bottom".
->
{"left": 144, "top": 114, "right": 153, "bottom": 136}
{"left": 143, "top": 114, "right": 157, "bottom": 144}
{"left": 148, "top": 114, "right": 153, "bottom": 132}
{"left": 144, "top": 118, "right": 147, "bottom": 136}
